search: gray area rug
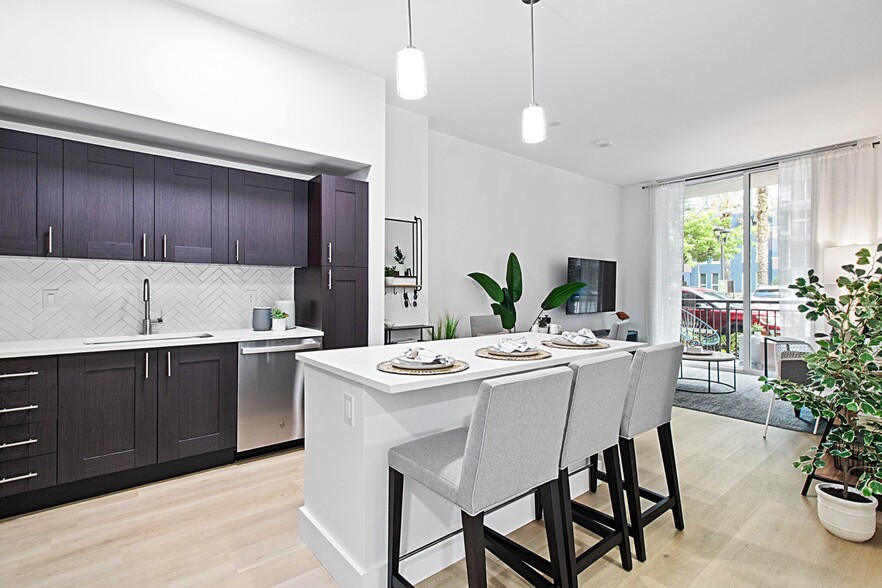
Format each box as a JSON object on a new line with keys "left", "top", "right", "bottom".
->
{"left": 674, "top": 364, "right": 820, "bottom": 434}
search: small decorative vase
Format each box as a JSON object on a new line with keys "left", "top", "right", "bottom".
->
{"left": 272, "top": 318, "right": 287, "bottom": 332}
{"left": 252, "top": 307, "right": 271, "bottom": 331}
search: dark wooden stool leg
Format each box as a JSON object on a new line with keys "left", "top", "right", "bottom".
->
{"left": 534, "top": 488, "right": 543, "bottom": 521}
{"left": 619, "top": 437, "right": 647, "bottom": 562}
{"left": 658, "top": 423, "right": 685, "bottom": 531}
{"left": 461, "top": 511, "right": 488, "bottom": 588}
{"left": 388, "top": 468, "right": 405, "bottom": 588}
{"left": 603, "top": 446, "right": 633, "bottom": 571}
{"left": 540, "top": 478, "right": 574, "bottom": 588}
{"left": 588, "top": 453, "right": 599, "bottom": 493}
{"left": 557, "top": 469, "right": 577, "bottom": 587}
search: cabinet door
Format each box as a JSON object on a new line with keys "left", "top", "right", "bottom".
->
{"left": 309, "top": 175, "right": 368, "bottom": 268}
{"left": 327, "top": 177, "right": 368, "bottom": 268}
{"left": 63, "top": 141, "right": 154, "bottom": 261}
{"left": 155, "top": 158, "right": 228, "bottom": 264}
{"left": 229, "top": 170, "right": 307, "bottom": 267}
{"left": 0, "top": 129, "right": 62, "bottom": 257}
{"left": 324, "top": 266, "right": 368, "bottom": 350}
{"left": 57, "top": 351, "right": 157, "bottom": 483}
{"left": 157, "top": 344, "right": 236, "bottom": 462}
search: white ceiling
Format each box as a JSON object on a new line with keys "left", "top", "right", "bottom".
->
{"left": 171, "top": 0, "right": 882, "bottom": 186}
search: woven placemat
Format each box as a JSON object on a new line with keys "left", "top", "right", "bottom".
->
{"left": 377, "top": 360, "right": 470, "bottom": 375}
{"left": 475, "top": 347, "right": 552, "bottom": 361}
{"left": 541, "top": 340, "right": 610, "bottom": 350}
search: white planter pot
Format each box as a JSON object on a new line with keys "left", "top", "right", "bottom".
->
{"left": 271, "top": 318, "right": 287, "bottom": 332}
{"left": 816, "top": 483, "right": 878, "bottom": 542}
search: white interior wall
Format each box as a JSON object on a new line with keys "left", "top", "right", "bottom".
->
{"left": 427, "top": 132, "right": 624, "bottom": 336}
{"left": 384, "top": 106, "right": 430, "bottom": 333}
{"left": 0, "top": 0, "right": 387, "bottom": 344}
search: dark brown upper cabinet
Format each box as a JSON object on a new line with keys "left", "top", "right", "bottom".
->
{"left": 229, "top": 169, "right": 307, "bottom": 267}
{"left": 63, "top": 141, "right": 155, "bottom": 261}
{"left": 155, "top": 157, "right": 229, "bottom": 264}
{"left": 157, "top": 344, "right": 237, "bottom": 462}
{"left": 308, "top": 175, "right": 368, "bottom": 268}
{"left": 0, "top": 129, "right": 62, "bottom": 257}
{"left": 57, "top": 350, "right": 157, "bottom": 484}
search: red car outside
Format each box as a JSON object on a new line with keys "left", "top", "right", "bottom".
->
{"left": 682, "top": 287, "right": 780, "bottom": 335}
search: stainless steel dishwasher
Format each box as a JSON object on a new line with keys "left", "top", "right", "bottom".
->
{"left": 237, "top": 337, "right": 322, "bottom": 452}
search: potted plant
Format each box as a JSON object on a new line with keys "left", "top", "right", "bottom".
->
{"left": 433, "top": 312, "right": 461, "bottom": 340}
{"left": 393, "top": 245, "right": 407, "bottom": 276}
{"left": 385, "top": 266, "right": 398, "bottom": 278}
{"left": 468, "top": 252, "right": 586, "bottom": 331}
{"left": 762, "top": 246, "right": 882, "bottom": 542}
{"left": 270, "top": 308, "right": 289, "bottom": 332}
{"left": 743, "top": 322, "right": 765, "bottom": 371}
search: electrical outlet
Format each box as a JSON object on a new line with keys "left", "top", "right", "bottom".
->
{"left": 42, "top": 289, "right": 60, "bottom": 309}
{"left": 343, "top": 393, "right": 354, "bottom": 426}
{"left": 246, "top": 290, "right": 257, "bottom": 306}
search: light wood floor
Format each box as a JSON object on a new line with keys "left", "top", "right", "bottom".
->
{"left": 1, "top": 408, "right": 880, "bottom": 587}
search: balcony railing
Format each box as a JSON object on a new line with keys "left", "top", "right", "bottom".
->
{"left": 681, "top": 299, "right": 781, "bottom": 358}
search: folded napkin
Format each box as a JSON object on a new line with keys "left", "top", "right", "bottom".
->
{"left": 555, "top": 328, "right": 598, "bottom": 346}
{"left": 495, "top": 336, "right": 537, "bottom": 353}
{"left": 402, "top": 347, "right": 452, "bottom": 365}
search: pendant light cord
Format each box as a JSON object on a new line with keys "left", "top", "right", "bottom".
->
{"left": 530, "top": 0, "right": 536, "bottom": 105}
{"left": 407, "top": 0, "right": 414, "bottom": 47}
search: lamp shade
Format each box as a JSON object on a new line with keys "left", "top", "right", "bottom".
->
{"left": 521, "top": 104, "right": 546, "bottom": 143}
{"left": 396, "top": 46, "right": 427, "bottom": 100}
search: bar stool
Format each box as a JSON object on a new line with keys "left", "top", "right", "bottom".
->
{"left": 590, "top": 342, "right": 685, "bottom": 562}
{"left": 387, "top": 367, "right": 574, "bottom": 588}
{"left": 489, "top": 353, "right": 634, "bottom": 587}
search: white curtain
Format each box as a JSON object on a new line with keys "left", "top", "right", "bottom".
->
{"left": 778, "top": 156, "right": 814, "bottom": 341}
{"left": 778, "top": 144, "right": 880, "bottom": 341}
{"left": 648, "top": 181, "right": 685, "bottom": 344}
{"left": 813, "top": 144, "right": 880, "bottom": 266}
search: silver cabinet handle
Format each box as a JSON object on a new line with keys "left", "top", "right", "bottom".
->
{"left": 167, "top": 352, "right": 172, "bottom": 377}
{"left": 48, "top": 225, "right": 53, "bottom": 254}
{"left": 0, "top": 438, "right": 38, "bottom": 450}
{"left": 142, "top": 233, "right": 147, "bottom": 258}
{"left": 235, "top": 240, "right": 240, "bottom": 263}
{"left": 0, "top": 371, "right": 39, "bottom": 380}
{"left": 0, "top": 472, "right": 37, "bottom": 485}
{"left": 328, "top": 242, "right": 333, "bottom": 263}
{"left": 0, "top": 405, "right": 39, "bottom": 414}
{"left": 328, "top": 269, "right": 332, "bottom": 290}
{"left": 162, "top": 235, "right": 168, "bottom": 260}
{"left": 145, "top": 352, "right": 149, "bottom": 379}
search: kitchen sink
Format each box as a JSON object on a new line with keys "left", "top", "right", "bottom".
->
{"left": 83, "top": 332, "right": 214, "bottom": 345}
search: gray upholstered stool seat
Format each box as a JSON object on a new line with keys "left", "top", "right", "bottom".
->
{"left": 387, "top": 367, "right": 575, "bottom": 588}
{"left": 469, "top": 314, "right": 505, "bottom": 337}
{"left": 388, "top": 427, "right": 467, "bottom": 508}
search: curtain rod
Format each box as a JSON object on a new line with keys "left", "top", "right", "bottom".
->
{"left": 642, "top": 139, "right": 880, "bottom": 190}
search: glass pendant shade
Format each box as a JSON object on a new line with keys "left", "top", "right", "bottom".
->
{"left": 521, "top": 103, "right": 546, "bottom": 143}
{"left": 396, "top": 46, "right": 427, "bottom": 100}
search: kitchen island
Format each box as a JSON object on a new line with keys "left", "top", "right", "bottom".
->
{"left": 297, "top": 332, "right": 645, "bottom": 588}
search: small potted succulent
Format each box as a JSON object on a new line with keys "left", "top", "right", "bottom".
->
{"left": 762, "top": 246, "right": 882, "bottom": 542}
{"left": 270, "top": 308, "right": 289, "bottom": 332}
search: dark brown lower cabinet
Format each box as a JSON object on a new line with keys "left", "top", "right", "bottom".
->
{"left": 58, "top": 350, "right": 157, "bottom": 483}
{"left": 158, "top": 344, "right": 237, "bottom": 462}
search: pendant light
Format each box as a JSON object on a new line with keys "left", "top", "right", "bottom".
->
{"left": 396, "top": 0, "right": 427, "bottom": 100}
{"left": 521, "top": 0, "right": 546, "bottom": 143}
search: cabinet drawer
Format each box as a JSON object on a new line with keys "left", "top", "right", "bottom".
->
{"left": 0, "top": 357, "right": 57, "bottom": 392}
{"left": 0, "top": 454, "right": 56, "bottom": 498}
{"left": 0, "top": 388, "right": 58, "bottom": 427}
{"left": 0, "top": 422, "right": 57, "bottom": 462}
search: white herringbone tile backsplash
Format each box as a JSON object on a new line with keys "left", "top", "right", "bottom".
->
{"left": 0, "top": 257, "right": 294, "bottom": 341}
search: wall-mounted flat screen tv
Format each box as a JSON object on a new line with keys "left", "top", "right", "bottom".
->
{"left": 566, "top": 257, "right": 617, "bottom": 314}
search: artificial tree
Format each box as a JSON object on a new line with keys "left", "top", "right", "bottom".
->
{"left": 762, "top": 246, "right": 882, "bottom": 499}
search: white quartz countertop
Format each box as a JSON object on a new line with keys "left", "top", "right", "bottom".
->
{"left": 0, "top": 327, "right": 324, "bottom": 359}
{"left": 298, "top": 332, "right": 645, "bottom": 394}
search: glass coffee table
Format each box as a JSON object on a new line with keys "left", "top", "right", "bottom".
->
{"left": 677, "top": 351, "right": 737, "bottom": 394}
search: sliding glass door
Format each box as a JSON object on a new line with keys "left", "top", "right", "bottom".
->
{"left": 682, "top": 167, "right": 796, "bottom": 373}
